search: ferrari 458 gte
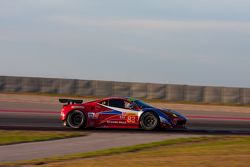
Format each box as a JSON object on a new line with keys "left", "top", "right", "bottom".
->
{"left": 59, "top": 97, "right": 187, "bottom": 130}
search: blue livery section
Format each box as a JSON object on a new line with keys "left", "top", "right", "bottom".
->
{"left": 100, "top": 110, "right": 122, "bottom": 115}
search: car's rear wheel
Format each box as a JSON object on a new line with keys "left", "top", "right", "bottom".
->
{"left": 140, "top": 112, "right": 159, "bottom": 130}
{"left": 67, "top": 110, "right": 86, "bottom": 129}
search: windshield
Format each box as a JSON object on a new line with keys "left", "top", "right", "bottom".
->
{"left": 133, "top": 100, "right": 153, "bottom": 109}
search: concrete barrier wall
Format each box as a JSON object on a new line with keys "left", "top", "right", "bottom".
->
{"left": 184, "top": 86, "right": 204, "bottom": 102}
{"left": 113, "top": 82, "right": 131, "bottom": 97}
{"left": 147, "top": 83, "right": 165, "bottom": 100}
{"left": 222, "top": 87, "right": 240, "bottom": 104}
{"left": 240, "top": 88, "right": 250, "bottom": 105}
{"left": 95, "top": 81, "right": 113, "bottom": 97}
{"left": 166, "top": 84, "right": 185, "bottom": 102}
{"left": 75, "top": 80, "right": 95, "bottom": 96}
{"left": 0, "top": 76, "right": 249, "bottom": 105}
{"left": 131, "top": 83, "right": 147, "bottom": 98}
{"left": 203, "top": 86, "right": 222, "bottom": 103}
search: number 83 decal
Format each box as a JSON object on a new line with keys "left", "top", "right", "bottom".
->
{"left": 126, "top": 116, "right": 137, "bottom": 123}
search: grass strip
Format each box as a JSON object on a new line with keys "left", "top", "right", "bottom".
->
{"left": 44, "top": 135, "right": 250, "bottom": 167}
{"left": 1, "top": 136, "right": 231, "bottom": 166}
{"left": 0, "top": 130, "right": 87, "bottom": 146}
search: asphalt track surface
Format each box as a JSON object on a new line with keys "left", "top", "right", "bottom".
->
{"left": 0, "top": 95, "right": 250, "bottom": 162}
{"left": 0, "top": 101, "right": 250, "bottom": 132}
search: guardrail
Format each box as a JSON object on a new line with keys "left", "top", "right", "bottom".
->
{"left": 0, "top": 76, "right": 249, "bottom": 105}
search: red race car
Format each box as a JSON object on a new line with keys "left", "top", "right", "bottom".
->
{"left": 59, "top": 97, "right": 187, "bottom": 130}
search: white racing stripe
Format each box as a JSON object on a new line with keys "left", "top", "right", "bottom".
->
{"left": 100, "top": 104, "right": 143, "bottom": 117}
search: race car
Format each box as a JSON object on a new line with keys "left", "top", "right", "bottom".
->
{"left": 59, "top": 97, "right": 187, "bottom": 130}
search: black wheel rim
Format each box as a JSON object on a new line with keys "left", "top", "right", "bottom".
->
{"left": 143, "top": 114, "right": 157, "bottom": 128}
{"left": 69, "top": 111, "right": 84, "bottom": 128}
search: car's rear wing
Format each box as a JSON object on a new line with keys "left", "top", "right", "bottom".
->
{"left": 59, "top": 99, "right": 83, "bottom": 105}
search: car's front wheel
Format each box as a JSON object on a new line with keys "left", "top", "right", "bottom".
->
{"left": 67, "top": 110, "right": 86, "bottom": 129}
{"left": 140, "top": 112, "right": 159, "bottom": 130}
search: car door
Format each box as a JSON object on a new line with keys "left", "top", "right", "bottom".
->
{"left": 98, "top": 99, "right": 141, "bottom": 128}
{"left": 98, "top": 99, "right": 126, "bottom": 127}
{"left": 94, "top": 100, "right": 113, "bottom": 127}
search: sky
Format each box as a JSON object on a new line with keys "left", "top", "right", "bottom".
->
{"left": 0, "top": 0, "right": 250, "bottom": 88}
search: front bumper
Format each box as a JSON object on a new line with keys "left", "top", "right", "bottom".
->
{"left": 160, "top": 116, "right": 187, "bottom": 129}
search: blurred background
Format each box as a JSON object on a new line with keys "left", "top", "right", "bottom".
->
{"left": 1, "top": 0, "right": 250, "bottom": 87}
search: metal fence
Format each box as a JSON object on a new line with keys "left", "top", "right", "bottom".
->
{"left": 0, "top": 76, "right": 249, "bottom": 105}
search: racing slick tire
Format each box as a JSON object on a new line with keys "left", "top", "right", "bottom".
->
{"left": 67, "top": 110, "right": 86, "bottom": 129}
{"left": 140, "top": 112, "right": 159, "bottom": 131}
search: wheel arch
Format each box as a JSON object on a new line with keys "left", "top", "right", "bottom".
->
{"left": 139, "top": 110, "right": 160, "bottom": 128}
{"left": 65, "top": 109, "right": 87, "bottom": 120}
{"left": 65, "top": 109, "right": 88, "bottom": 128}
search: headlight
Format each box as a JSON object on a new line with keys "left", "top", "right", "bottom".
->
{"left": 172, "top": 114, "right": 178, "bottom": 117}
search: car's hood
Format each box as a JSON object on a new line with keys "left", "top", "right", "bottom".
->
{"left": 160, "top": 108, "right": 187, "bottom": 120}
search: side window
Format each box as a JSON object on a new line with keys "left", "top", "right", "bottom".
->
{"left": 124, "top": 101, "right": 132, "bottom": 109}
{"left": 108, "top": 99, "right": 125, "bottom": 108}
{"left": 99, "top": 100, "right": 108, "bottom": 106}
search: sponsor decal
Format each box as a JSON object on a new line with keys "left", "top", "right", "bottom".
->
{"left": 99, "top": 115, "right": 119, "bottom": 124}
{"left": 72, "top": 106, "right": 85, "bottom": 109}
{"left": 107, "top": 120, "right": 127, "bottom": 124}
{"left": 88, "top": 112, "right": 99, "bottom": 119}
{"left": 126, "top": 113, "right": 137, "bottom": 116}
